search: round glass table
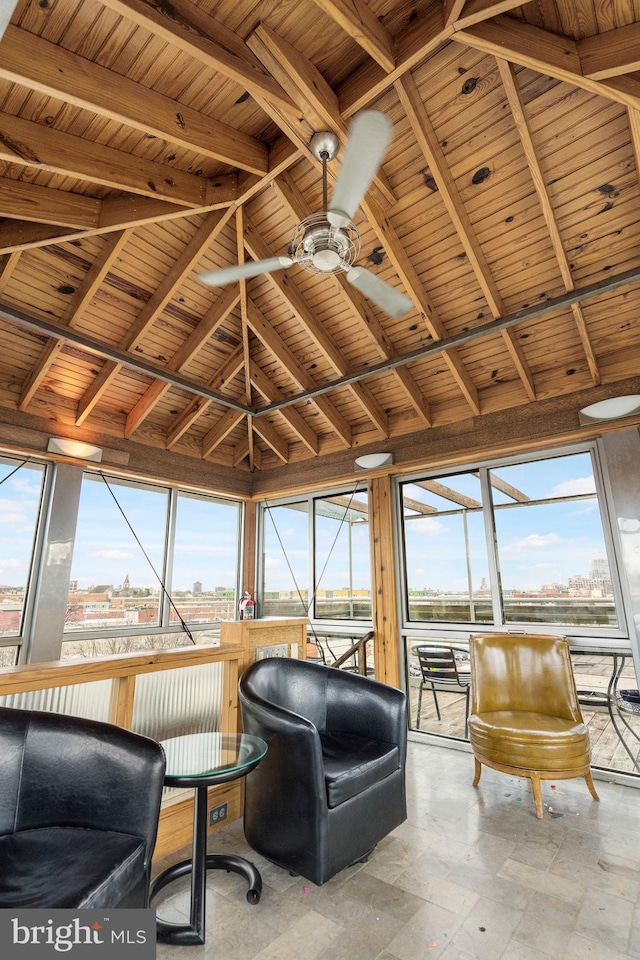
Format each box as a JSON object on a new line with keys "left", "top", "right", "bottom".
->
{"left": 150, "top": 732, "right": 267, "bottom": 946}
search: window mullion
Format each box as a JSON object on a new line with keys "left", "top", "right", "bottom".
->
{"left": 479, "top": 467, "right": 504, "bottom": 627}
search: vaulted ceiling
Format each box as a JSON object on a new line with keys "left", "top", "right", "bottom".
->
{"left": 1, "top": 0, "right": 639, "bottom": 480}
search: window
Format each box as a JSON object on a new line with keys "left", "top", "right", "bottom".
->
{"left": 64, "top": 474, "right": 169, "bottom": 636}
{"left": 0, "top": 456, "right": 46, "bottom": 644}
{"left": 261, "top": 487, "right": 372, "bottom": 621}
{"left": 62, "top": 473, "right": 242, "bottom": 658}
{"left": 400, "top": 447, "right": 621, "bottom": 633}
{"left": 314, "top": 492, "right": 371, "bottom": 620}
{"left": 169, "top": 491, "right": 241, "bottom": 624}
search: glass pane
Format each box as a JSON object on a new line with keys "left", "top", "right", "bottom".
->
{"left": 0, "top": 457, "right": 46, "bottom": 638}
{"left": 169, "top": 492, "right": 240, "bottom": 624}
{"left": 65, "top": 474, "right": 169, "bottom": 632}
{"left": 314, "top": 492, "right": 371, "bottom": 620}
{"left": 61, "top": 628, "right": 217, "bottom": 659}
{"left": 491, "top": 452, "right": 618, "bottom": 627}
{"left": 402, "top": 472, "right": 492, "bottom": 623}
{"left": 262, "top": 502, "right": 309, "bottom": 617}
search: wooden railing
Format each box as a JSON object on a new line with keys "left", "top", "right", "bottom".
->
{"left": 0, "top": 642, "right": 245, "bottom": 861}
{"left": 330, "top": 630, "right": 375, "bottom": 675}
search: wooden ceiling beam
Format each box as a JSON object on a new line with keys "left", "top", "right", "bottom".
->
{"left": 0, "top": 111, "right": 212, "bottom": 207}
{"left": 396, "top": 72, "right": 536, "bottom": 402}
{"left": 454, "top": 16, "right": 640, "bottom": 112}
{"left": 99, "top": 0, "right": 299, "bottom": 119}
{"left": 201, "top": 408, "right": 245, "bottom": 458}
{"left": 338, "top": 3, "right": 450, "bottom": 118}
{"left": 20, "top": 229, "right": 134, "bottom": 411}
{"left": 308, "top": 0, "right": 395, "bottom": 72}
{"left": 246, "top": 299, "right": 352, "bottom": 448}
{"left": 250, "top": 361, "right": 319, "bottom": 455}
{"left": 0, "top": 25, "right": 269, "bottom": 176}
{"left": 75, "top": 207, "right": 235, "bottom": 425}
{"left": 0, "top": 178, "right": 101, "bottom": 229}
{"left": 578, "top": 22, "right": 640, "bottom": 81}
{"left": 166, "top": 345, "right": 245, "bottom": 448}
{"left": 361, "top": 194, "right": 481, "bottom": 415}
{"left": 251, "top": 416, "right": 289, "bottom": 463}
{"left": 0, "top": 190, "right": 236, "bottom": 255}
{"left": 416, "top": 478, "right": 481, "bottom": 508}
{"left": 124, "top": 284, "right": 241, "bottom": 437}
{"left": 246, "top": 22, "right": 395, "bottom": 206}
{"left": 496, "top": 58, "right": 600, "bottom": 386}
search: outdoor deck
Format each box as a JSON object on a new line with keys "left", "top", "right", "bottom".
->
{"left": 408, "top": 651, "right": 640, "bottom": 776}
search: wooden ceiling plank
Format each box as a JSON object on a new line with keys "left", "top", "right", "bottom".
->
{"left": 99, "top": 0, "right": 299, "bottom": 118}
{"left": 0, "top": 111, "right": 207, "bottom": 207}
{"left": 166, "top": 344, "right": 245, "bottom": 448}
{"left": 246, "top": 22, "right": 395, "bottom": 206}
{"left": 361, "top": 193, "right": 481, "bottom": 414}
{"left": 338, "top": 4, "right": 451, "bottom": 118}
{"left": 251, "top": 416, "right": 289, "bottom": 463}
{"left": 395, "top": 74, "right": 504, "bottom": 317}
{"left": 250, "top": 360, "right": 319, "bottom": 455}
{"left": 75, "top": 207, "right": 234, "bottom": 425}
{"left": 454, "top": 16, "right": 640, "bottom": 112}
{"left": 0, "top": 25, "right": 269, "bottom": 175}
{"left": 0, "top": 250, "right": 21, "bottom": 293}
{"left": 308, "top": 0, "right": 395, "bottom": 72}
{"left": 201, "top": 408, "right": 245, "bottom": 458}
{"left": 630, "top": 108, "right": 640, "bottom": 179}
{"left": 497, "top": 58, "right": 600, "bottom": 387}
{"left": 20, "top": 229, "right": 134, "bottom": 411}
{"left": 0, "top": 178, "right": 101, "bottom": 228}
{"left": 246, "top": 299, "right": 352, "bottom": 447}
{"left": 578, "top": 22, "right": 640, "bottom": 81}
{"left": 396, "top": 73, "right": 536, "bottom": 401}
{"left": 124, "top": 284, "right": 241, "bottom": 437}
{"left": 347, "top": 381, "right": 389, "bottom": 435}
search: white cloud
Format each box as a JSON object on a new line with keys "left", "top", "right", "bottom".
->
{"left": 88, "top": 548, "right": 135, "bottom": 561}
{"left": 0, "top": 557, "right": 21, "bottom": 571}
{"left": 549, "top": 476, "right": 595, "bottom": 497}
{"left": 501, "top": 532, "right": 562, "bottom": 554}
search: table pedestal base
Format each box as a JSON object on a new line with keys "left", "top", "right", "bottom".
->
{"left": 151, "top": 854, "right": 262, "bottom": 945}
{"left": 150, "top": 783, "right": 261, "bottom": 946}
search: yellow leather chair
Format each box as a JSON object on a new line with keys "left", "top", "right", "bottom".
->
{"left": 468, "top": 633, "right": 599, "bottom": 818}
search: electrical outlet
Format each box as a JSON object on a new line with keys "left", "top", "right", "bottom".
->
{"left": 209, "top": 802, "right": 228, "bottom": 826}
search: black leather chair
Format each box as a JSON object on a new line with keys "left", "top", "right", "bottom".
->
{"left": 239, "top": 657, "right": 407, "bottom": 886}
{"left": 0, "top": 706, "right": 166, "bottom": 908}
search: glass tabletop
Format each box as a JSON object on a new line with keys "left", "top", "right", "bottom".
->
{"left": 160, "top": 732, "right": 267, "bottom": 780}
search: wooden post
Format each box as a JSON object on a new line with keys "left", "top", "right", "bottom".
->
{"left": 368, "top": 475, "right": 401, "bottom": 688}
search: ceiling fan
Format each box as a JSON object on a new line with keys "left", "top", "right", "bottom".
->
{"left": 198, "top": 110, "right": 413, "bottom": 318}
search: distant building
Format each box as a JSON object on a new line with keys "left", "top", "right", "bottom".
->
{"left": 193, "top": 581, "right": 202, "bottom": 595}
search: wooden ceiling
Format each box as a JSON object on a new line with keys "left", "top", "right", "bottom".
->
{"left": 1, "top": 0, "right": 640, "bottom": 480}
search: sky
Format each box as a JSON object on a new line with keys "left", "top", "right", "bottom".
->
{"left": 0, "top": 450, "right": 613, "bottom": 598}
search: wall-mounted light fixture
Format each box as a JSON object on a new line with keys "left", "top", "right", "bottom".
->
{"left": 578, "top": 395, "right": 640, "bottom": 426}
{"left": 354, "top": 452, "right": 394, "bottom": 470}
{"left": 47, "top": 437, "right": 104, "bottom": 462}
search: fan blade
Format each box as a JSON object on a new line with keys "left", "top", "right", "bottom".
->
{"left": 346, "top": 267, "right": 413, "bottom": 318}
{"left": 327, "top": 110, "right": 392, "bottom": 228}
{"left": 199, "top": 256, "right": 293, "bottom": 286}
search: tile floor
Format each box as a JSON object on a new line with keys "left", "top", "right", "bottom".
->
{"left": 153, "top": 739, "right": 640, "bottom": 959}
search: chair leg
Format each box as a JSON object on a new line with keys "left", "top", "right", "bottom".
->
{"left": 431, "top": 686, "right": 441, "bottom": 721}
{"left": 472, "top": 757, "right": 482, "bottom": 786}
{"left": 530, "top": 773, "right": 544, "bottom": 819}
{"left": 584, "top": 770, "right": 600, "bottom": 802}
{"left": 416, "top": 684, "right": 423, "bottom": 729}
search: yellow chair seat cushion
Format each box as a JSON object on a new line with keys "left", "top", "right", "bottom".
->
{"left": 469, "top": 710, "right": 591, "bottom": 771}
